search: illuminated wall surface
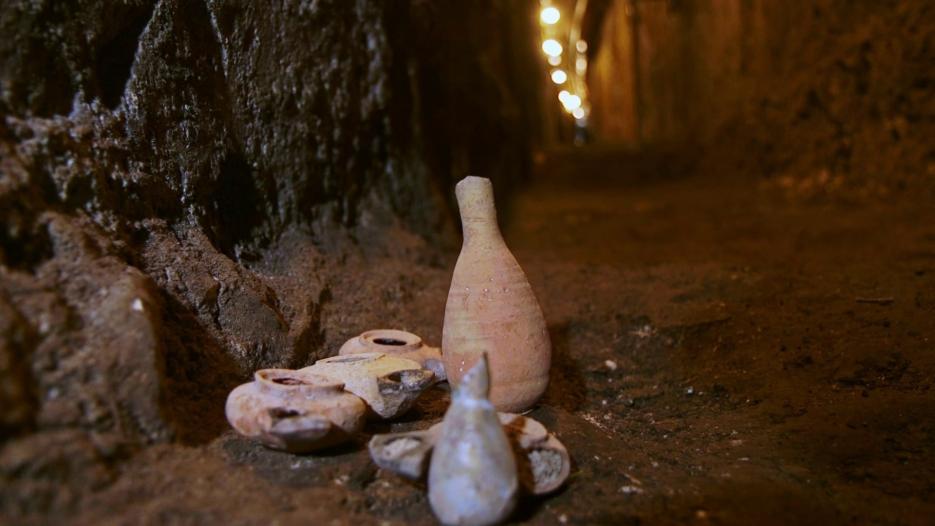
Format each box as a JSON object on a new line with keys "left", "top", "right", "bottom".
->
{"left": 591, "top": 0, "right": 746, "bottom": 145}
{"left": 589, "top": 0, "right": 934, "bottom": 179}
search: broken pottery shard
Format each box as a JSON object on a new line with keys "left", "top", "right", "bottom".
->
{"left": 523, "top": 434, "right": 571, "bottom": 495}
{"left": 443, "top": 175, "right": 551, "bottom": 412}
{"left": 370, "top": 412, "right": 571, "bottom": 495}
{"left": 498, "top": 412, "right": 548, "bottom": 448}
{"left": 225, "top": 369, "right": 366, "bottom": 453}
{"left": 339, "top": 329, "right": 446, "bottom": 381}
{"left": 428, "top": 355, "right": 517, "bottom": 526}
{"left": 368, "top": 427, "right": 440, "bottom": 479}
{"left": 302, "top": 352, "right": 434, "bottom": 419}
{"left": 500, "top": 413, "right": 571, "bottom": 495}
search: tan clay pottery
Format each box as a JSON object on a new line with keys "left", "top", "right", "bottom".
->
{"left": 428, "top": 355, "right": 518, "bottom": 526}
{"left": 442, "top": 175, "right": 551, "bottom": 412}
{"left": 368, "top": 426, "right": 440, "bottom": 479}
{"left": 301, "top": 352, "right": 434, "bottom": 419}
{"left": 369, "top": 412, "right": 571, "bottom": 495}
{"left": 499, "top": 413, "right": 571, "bottom": 495}
{"left": 225, "top": 368, "right": 366, "bottom": 453}
{"left": 339, "top": 329, "right": 446, "bottom": 381}
{"left": 498, "top": 412, "right": 549, "bottom": 447}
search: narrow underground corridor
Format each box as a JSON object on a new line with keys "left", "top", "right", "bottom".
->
{"left": 503, "top": 149, "right": 935, "bottom": 523}
{"left": 1, "top": 1, "right": 933, "bottom": 524}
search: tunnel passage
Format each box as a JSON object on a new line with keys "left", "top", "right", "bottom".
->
{"left": 1, "top": 0, "right": 934, "bottom": 524}
{"left": 581, "top": 0, "right": 933, "bottom": 191}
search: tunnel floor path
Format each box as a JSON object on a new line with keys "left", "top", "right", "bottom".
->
{"left": 64, "top": 148, "right": 935, "bottom": 525}
{"left": 499, "top": 148, "right": 935, "bottom": 525}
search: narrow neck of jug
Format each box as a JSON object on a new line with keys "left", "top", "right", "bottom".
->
{"left": 456, "top": 176, "right": 501, "bottom": 241}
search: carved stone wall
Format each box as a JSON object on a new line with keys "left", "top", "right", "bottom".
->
{"left": 0, "top": 0, "right": 542, "bottom": 509}
{"left": 589, "top": 0, "right": 934, "bottom": 193}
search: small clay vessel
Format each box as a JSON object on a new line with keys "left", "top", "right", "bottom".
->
{"left": 370, "top": 413, "right": 571, "bottom": 495}
{"left": 225, "top": 368, "right": 366, "bottom": 452}
{"left": 443, "top": 176, "right": 551, "bottom": 412}
{"left": 302, "top": 352, "right": 434, "bottom": 419}
{"left": 428, "top": 355, "right": 517, "bottom": 526}
{"left": 339, "top": 329, "right": 446, "bottom": 381}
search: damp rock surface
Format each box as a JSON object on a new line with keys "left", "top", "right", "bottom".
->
{"left": 0, "top": 0, "right": 539, "bottom": 517}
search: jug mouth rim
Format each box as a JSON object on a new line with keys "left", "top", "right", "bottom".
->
{"left": 360, "top": 329, "right": 422, "bottom": 351}
{"left": 458, "top": 175, "right": 491, "bottom": 185}
{"left": 254, "top": 369, "right": 344, "bottom": 394}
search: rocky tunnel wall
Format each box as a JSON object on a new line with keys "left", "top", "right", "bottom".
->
{"left": 0, "top": 0, "right": 544, "bottom": 510}
{"left": 588, "top": 0, "right": 934, "bottom": 192}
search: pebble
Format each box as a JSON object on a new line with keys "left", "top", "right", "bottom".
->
{"left": 631, "top": 325, "right": 654, "bottom": 338}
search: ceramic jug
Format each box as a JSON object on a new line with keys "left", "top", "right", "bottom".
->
{"left": 442, "top": 176, "right": 551, "bottom": 412}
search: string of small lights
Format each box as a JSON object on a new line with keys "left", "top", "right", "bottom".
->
{"left": 538, "top": 0, "right": 590, "bottom": 135}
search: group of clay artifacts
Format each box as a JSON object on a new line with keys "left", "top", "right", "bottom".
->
{"left": 226, "top": 176, "right": 568, "bottom": 525}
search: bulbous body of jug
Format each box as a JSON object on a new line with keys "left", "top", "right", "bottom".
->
{"left": 442, "top": 176, "right": 551, "bottom": 412}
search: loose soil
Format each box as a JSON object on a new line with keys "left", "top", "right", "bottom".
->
{"left": 46, "top": 149, "right": 935, "bottom": 525}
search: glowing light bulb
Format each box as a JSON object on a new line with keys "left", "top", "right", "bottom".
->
{"left": 572, "top": 107, "right": 586, "bottom": 119}
{"left": 560, "top": 93, "right": 582, "bottom": 112}
{"left": 547, "top": 55, "right": 562, "bottom": 66}
{"left": 558, "top": 90, "right": 571, "bottom": 104}
{"left": 576, "top": 56, "right": 587, "bottom": 73}
{"left": 550, "top": 69, "right": 567, "bottom": 85}
{"left": 540, "top": 7, "right": 560, "bottom": 25}
{"left": 576, "top": 40, "right": 588, "bottom": 53}
{"left": 542, "top": 39, "right": 563, "bottom": 57}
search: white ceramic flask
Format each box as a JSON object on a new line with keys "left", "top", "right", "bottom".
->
{"left": 428, "top": 355, "right": 518, "bottom": 526}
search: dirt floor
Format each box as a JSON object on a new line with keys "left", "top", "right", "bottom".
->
{"left": 32, "top": 148, "right": 935, "bottom": 525}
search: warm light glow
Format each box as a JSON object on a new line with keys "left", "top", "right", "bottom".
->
{"left": 542, "top": 39, "right": 563, "bottom": 57}
{"left": 540, "top": 7, "right": 560, "bottom": 25}
{"left": 560, "top": 92, "right": 582, "bottom": 112}
{"left": 550, "top": 69, "right": 567, "bottom": 84}
{"left": 538, "top": 3, "right": 590, "bottom": 130}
